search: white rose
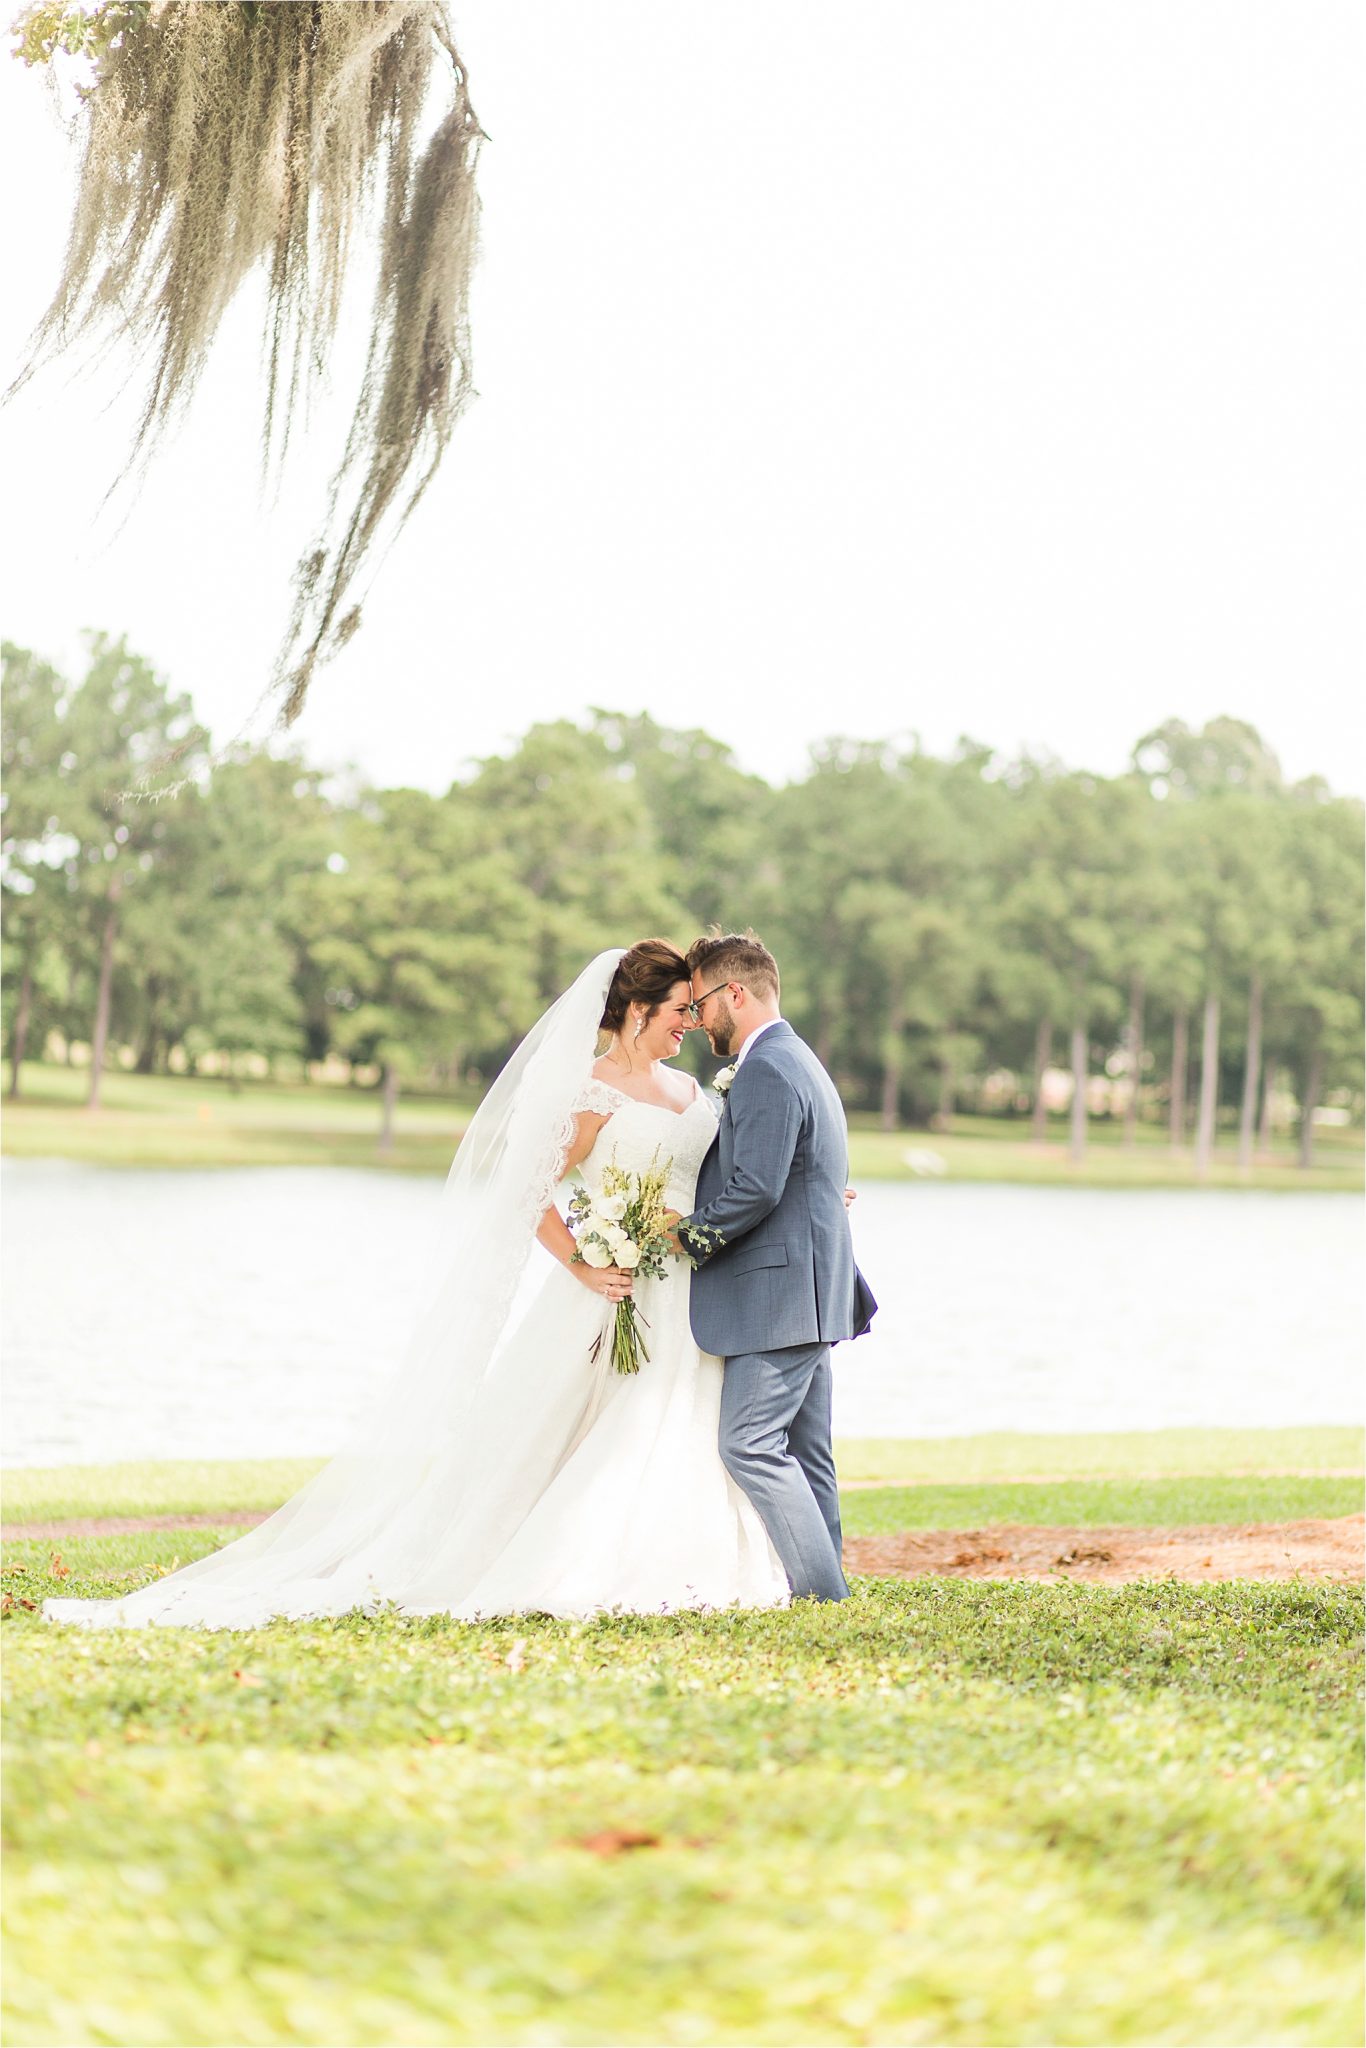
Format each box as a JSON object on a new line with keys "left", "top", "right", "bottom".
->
{"left": 593, "top": 1193, "right": 628, "bottom": 1223}
{"left": 604, "top": 1225, "right": 630, "bottom": 1253}
{"left": 580, "top": 1239, "right": 613, "bottom": 1268}
{"left": 615, "top": 1240, "right": 641, "bottom": 1269}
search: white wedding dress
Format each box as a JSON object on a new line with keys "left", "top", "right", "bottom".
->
{"left": 428, "top": 1081, "right": 789, "bottom": 1619}
{"left": 44, "top": 1047, "right": 790, "bottom": 1629}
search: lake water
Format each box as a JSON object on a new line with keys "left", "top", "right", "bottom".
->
{"left": 2, "top": 1159, "right": 1362, "bottom": 1468}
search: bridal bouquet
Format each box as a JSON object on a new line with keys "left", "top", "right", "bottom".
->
{"left": 568, "top": 1150, "right": 673, "bottom": 1375}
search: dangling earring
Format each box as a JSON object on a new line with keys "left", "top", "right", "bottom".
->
{"left": 633, "top": 1013, "right": 645, "bottom": 1044}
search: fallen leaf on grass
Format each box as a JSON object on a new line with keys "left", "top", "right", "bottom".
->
{"left": 569, "top": 1829, "right": 662, "bottom": 1857}
{"left": 49, "top": 1551, "right": 70, "bottom": 1579}
{"left": 232, "top": 1669, "right": 265, "bottom": 1688}
{"left": 1, "top": 1592, "right": 38, "bottom": 1613}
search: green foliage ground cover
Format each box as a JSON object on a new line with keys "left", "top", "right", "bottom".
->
{"left": 3, "top": 1567, "right": 1361, "bottom": 2048}
{"left": 5, "top": 1064, "right": 1361, "bottom": 1186}
{"left": 6, "top": 1431, "right": 1361, "bottom": 1526}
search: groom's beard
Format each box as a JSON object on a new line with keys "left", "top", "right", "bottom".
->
{"left": 707, "top": 997, "right": 737, "bottom": 1056}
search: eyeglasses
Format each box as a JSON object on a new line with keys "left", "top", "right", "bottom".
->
{"left": 686, "top": 981, "right": 741, "bottom": 1023}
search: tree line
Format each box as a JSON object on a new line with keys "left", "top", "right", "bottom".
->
{"left": 3, "top": 636, "right": 1362, "bottom": 1167}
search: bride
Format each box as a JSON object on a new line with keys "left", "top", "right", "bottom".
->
{"left": 44, "top": 942, "right": 792, "bottom": 1629}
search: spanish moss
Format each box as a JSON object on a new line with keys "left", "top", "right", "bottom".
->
{"left": 11, "top": 0, "right": 482, "bottom": 734}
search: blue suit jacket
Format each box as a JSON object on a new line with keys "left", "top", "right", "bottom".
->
{"left": 679, "top": 1022, "right": 877, "bottom": 1358}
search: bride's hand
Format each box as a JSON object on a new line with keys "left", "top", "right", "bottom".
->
{"left": 573, "top": 1262, "right": 634, "bottom": 1304}
{"left": 844, "top": 1186, "right": 857, "bottom": 1209}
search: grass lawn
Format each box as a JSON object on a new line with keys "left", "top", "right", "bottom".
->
{"left": 0, "top": 1065, "right": 467, "bottom": 1173}
{"left": 3, "top": 1439, "right": 1363, "bottom": 2045}
{"left": 4, "top": 1062, "right": 1361, "bottom": 1188}
{"left": 836, "top": 1426, "right": 1366, "bottom": 1486}
{"left": 843, "top": 1473, "right": 1363, "bottom": 1536}
{"left": 5, "top": 1429, "right": 1362, "bottom": 1526}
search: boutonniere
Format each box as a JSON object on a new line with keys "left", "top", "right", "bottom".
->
{"left": 712, "top": 1063, "right": 738, "bottom": 1098}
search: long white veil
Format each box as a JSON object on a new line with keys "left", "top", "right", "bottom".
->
{"left": 44, "top": 949, "right": 626, "bottom": 1629}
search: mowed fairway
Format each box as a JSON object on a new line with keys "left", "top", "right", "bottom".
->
{"left": 3, "top": 1431, "right": 1362, "bottom": 2047}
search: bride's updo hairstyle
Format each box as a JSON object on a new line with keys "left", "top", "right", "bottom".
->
{"left": 600, "top": 939, "right": 690, "bottom": 1035}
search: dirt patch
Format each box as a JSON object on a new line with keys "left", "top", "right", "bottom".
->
{"left": 844, "top": 1515, "right": 1365, "bottom": 1584}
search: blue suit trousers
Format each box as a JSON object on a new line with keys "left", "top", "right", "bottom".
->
{"left": 718, "top": 1343, "right": 849, "bottom": 1602}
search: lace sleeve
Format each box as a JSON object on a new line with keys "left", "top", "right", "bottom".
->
{"left": 521, "top": 1078, "right": 627, "bottom": 1222}
{"left": 572, "top": 1078, "right": 629, "bottom": 1117}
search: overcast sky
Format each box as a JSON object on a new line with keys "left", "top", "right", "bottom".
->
{"left": 2, "top": 1, "right": 1362, "bottom": 795}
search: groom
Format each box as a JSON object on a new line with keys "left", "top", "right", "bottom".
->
{"left": 667, "top": 932, "right": 877, "bottom": 1602}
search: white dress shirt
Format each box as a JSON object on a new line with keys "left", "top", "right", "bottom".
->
{"left": 733, "top": 1016, "right": 785, "bottom": 1069}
